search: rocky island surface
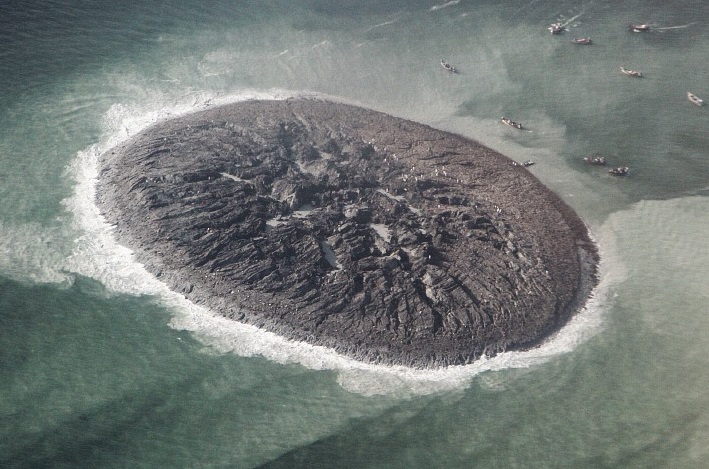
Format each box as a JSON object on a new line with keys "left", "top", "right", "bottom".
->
{"left": 96, "top": 99, "right": 598, "bottom": 368}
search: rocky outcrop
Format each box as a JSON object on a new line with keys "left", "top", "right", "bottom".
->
{"left": 96, "top": 99, "right": 598, "bottom": 368}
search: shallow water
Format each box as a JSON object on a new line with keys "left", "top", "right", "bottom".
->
{"left": 1, "top": 1, "right": 708, "bottom": 467}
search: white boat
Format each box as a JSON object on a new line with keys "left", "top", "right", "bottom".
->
{"left": 572, "top": 37, "right": 592, "bottom": 45}
{"left": 583, "top": 156, "right": 606, "bottom": 165}
{"left": 548, "top": 23, "right": 564, "bottom": 34}
{"left": 620, "top": 67, "right": 643, "bottom": 77}
{"left": 629, "top": 23, "right": 650, "bottom": 32}
{"left": 687, "top": 92, "right": 704, "bottom": 106}
{"left": 501, "top": 117, "right": 523, "bottom": 129}
{"left": 440, "top": 60, "right": 457, "bottom": 73}
{"left": 609, "top": 166, "right": 629, "bottom": 176}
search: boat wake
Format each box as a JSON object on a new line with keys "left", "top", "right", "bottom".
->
{"left": 430, "top": 0, "right": 460, "bottom": 12}
{"left": 364, "top": 18, "right": 400, "bottom": 33}
{"left": 556, "top": 10, "right": 585, "bottom": 29}
{"left": 653, "top": 23, "right": 695, "bottom": 31}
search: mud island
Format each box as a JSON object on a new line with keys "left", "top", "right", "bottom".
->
{"left": 96, "top": 99, "right": 598, "bottom": 368}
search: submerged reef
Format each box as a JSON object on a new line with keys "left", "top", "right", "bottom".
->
{"left": 96, "top": 99, "right": 598, "bottom": 368}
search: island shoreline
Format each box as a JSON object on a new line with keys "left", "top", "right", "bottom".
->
{"left": 96, "top": 98, "right": 599, "bottom": 369}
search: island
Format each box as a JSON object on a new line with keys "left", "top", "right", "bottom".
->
{"left": 96, "top": 99, "right": 598, "bottom": 368}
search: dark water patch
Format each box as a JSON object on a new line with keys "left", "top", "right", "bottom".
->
{"left": 255, "top": 398, "right": 437, "bottom": 469}
{"left": 0, "top": 275, "right": 409, "bottom": 467}
{"left": 0, "top": 0, "right": 262, "bottom": 108}
{"left": 1, "top": 386, "right": 177, "bottom": 469}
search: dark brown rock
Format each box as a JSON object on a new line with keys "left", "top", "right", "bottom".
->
{"left": 96, "top": 99, "right": 598, "bottom": 368}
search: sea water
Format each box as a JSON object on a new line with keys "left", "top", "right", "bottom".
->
{"left": 1, "top": 0, "right": 708, "bottom": 467}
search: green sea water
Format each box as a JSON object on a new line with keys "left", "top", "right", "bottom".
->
{"left": 1, "top": 1, "right": 708, "bottom": 467}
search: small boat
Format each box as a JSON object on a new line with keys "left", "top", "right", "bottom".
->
{"left": 608, "top": 166, "right": 629, "bottom": 176}
{"left": 687, "top": 92, "right": 704, "bottom": 106}
{"left": 583, "top": 156, "right": 606, "bottom": 165}
{"left": 440, "top": 60, "right": 457, "bottom": 73}
{"left": 629, "top": 23, "right": 650, "bottom": 32}
{"left": 549, "top": 23, "right": 565, "bottom": 35}
{"left": 501, "top": 117, "right": 523, "bottom": 129}
{"left": 620, "top": 67, "right": 643, "bottom": 77}
{"left": 572, "top": 37, "right": 592, "bottom": 45}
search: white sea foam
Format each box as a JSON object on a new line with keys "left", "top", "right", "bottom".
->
{"left": 170, "top": 205, "right": 622, "bottom": 396}
{"left": 0, "top": 221, "right": 74, "bottom": 286}
{"left": 63, "top": 89, "right": 625, "bottom": 397}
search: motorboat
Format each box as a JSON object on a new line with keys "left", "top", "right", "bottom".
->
{"left": 629, "top": 23, "right": 650, "bottom": 32}
{"left": 620, "top": 67, "right": 643, "bottom": 77}
{"left": 549, "top": 23, "right": 564, "bottom": 35}
{"left": 440, "top": 60, "right": 457, "bottom": 73}
{"left": 687, "top": 92, "right": 704, "bottom": 106}
{"left": 583, "top": 156, "right": 606, "bottom": 165}
{"left": 572, "top": 37, "right": 592, "bottom": 45}
{"left": 608, "top": 166, "right": 629, "bottom": 176}
{"left": 501, "top": 117, "right": 523, "bottom": 129}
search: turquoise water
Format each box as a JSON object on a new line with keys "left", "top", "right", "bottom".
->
{"left": 1, "top": 1, "right": 709, "bottom": 467}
